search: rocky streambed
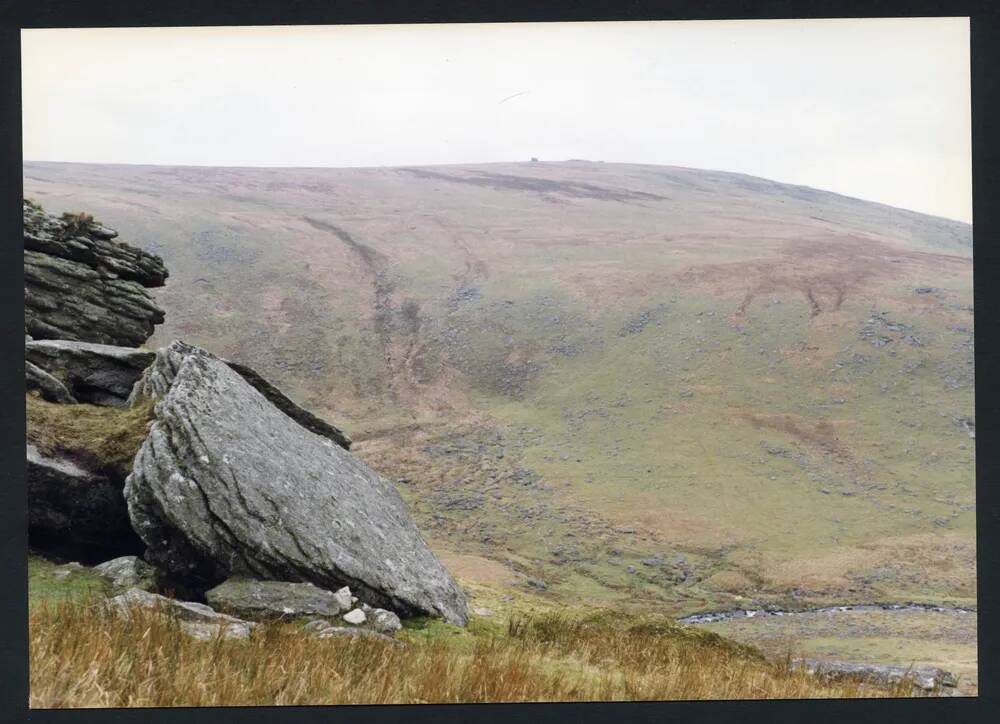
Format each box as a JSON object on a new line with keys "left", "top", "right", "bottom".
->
{"left": 678, "top": 602, "right": 975, "bottom": 625}
{"left": 679, "top": 602, "right": 977, "bottom": 694}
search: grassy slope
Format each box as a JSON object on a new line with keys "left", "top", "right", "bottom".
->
{"left": 23, "top": 160, "right": 975, "bottom": 676}
{"left": 29, "top": 560, "right": 918, "bottom": 706}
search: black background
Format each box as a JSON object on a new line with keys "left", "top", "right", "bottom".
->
{"left": 0, "top": 2, "right": 996, "bottom": 722}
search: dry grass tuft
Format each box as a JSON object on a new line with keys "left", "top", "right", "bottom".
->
{"left": 30, "top": 601, "right": 914, "bottom": 708}
{"left": 58, "top": 211, "right": 96, "bottom": 240}
{"left": 26, "top": 394, "right": 154, "bottom": 478}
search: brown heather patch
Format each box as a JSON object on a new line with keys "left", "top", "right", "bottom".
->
{"left": 434, "top": 551, "right": 523, "bottom": 588}
{"left": 550, "top": 261, "right": 674, "bottom": 316}
{"left": 729, "top": 532, "right": 977, "bottom": 599}
{"left": 29, "top": 601, "right": 913, "bottom": 708}
{"left": 730, "top": 410, "right": 855, "bottom": 459}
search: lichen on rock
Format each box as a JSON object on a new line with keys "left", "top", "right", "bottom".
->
{"left": 125, "top": 340, "right": 469, "bottom": 624}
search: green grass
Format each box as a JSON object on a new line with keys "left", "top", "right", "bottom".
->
{"left": 28, "top": 556, "right": 109, "bottom": 607}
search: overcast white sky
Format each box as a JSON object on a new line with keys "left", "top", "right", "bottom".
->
{"left": 22, "top": 19, "right": 971, "bottom": 222}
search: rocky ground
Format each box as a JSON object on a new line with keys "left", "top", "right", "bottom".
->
{"left": 25, "top": 201, "right": 468, "bottom": 649}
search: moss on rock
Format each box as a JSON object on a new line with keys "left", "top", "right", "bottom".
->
{"left": 26, "top": 393, "right": 154, "bottom": 479}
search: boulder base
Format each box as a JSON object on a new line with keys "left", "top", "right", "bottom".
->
{"left": 27, "top": 443, "right": 142, "bottom": 560}
{"left": 206, "top": 578, "right": 352, "bottom": 620}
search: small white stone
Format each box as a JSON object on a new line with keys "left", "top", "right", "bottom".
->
{"left": 332, "top": 586, "right": 352, "bottom": 611}
{"left": 343, "top": 608, "right": 366, "bottom": 625}
{"left": 472, "top": 607, "right": 493, "bottom": 617}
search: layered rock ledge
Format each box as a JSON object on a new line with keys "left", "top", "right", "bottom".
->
{"left": 23, "top": 200, "right": 168, "bottom": 347}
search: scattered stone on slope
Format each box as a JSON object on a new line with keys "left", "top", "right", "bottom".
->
{"left": 791, "top": 658, "right": 957, "bottom": 692}
{"left": 94, "top": 555, "right": 160, "bottom": 592}
{"left": 206, "top": 578, "right": 354, "bottom": 619}
{"left": 106, "top": 587, "right": 255, "bottom": 641}
{"left": 23, "top": 201, "right": 167, "bottom": 347}
{"left": 303, "top": 609, "right": 403, "bottom": 639}
{"left": 26, "top": 339, "right": 155, "bottom": 407}
{"left": 26, "top": 361, "right": 77, "bottom": 404}
{"left": 179, "top": 621, "right": 253, "bottom": 642}
{"left": 125, "top": 340, "right": 469, "bottom": 624}
{"left": 27, "top": 443, "right": 142, "bottom": 559}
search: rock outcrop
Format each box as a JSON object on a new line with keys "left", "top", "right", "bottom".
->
{"left": 125, "top": 341, "right": 468, "bottom": 624}
{"left": 27, "top": 339, "right": 156, "bottom": 407}
{"left": 23, "top": 200, "right": 168, "bottom": 347}
{"left": 24, "top": 204, "right": 466, "bottom": 627}
{"left": 222, "top": 360, "right": 352, "bottom": 450}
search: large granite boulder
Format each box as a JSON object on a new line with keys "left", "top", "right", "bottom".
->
{"left": 23, "top": 200, "right": 168, "bottom": 347}
{"left": 26, "top": 339, "right": 156, "bottom": 407}
{"left": 125, "top": 341, "right": 468, "bottom": 624}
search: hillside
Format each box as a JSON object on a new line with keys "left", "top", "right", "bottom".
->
{"left": 23, "top": 160, "right": 976, "bottom": 685}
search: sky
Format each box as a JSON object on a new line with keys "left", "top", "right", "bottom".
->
{"left": 22, "top": 18, "right": 971, "bottom": 222}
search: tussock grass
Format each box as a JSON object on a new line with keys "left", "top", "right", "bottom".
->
{"left": 30, "top": 602, "right": 912, "bottom": 708}
{"left": 58, "top": 211, "right": 95, "bottom": 240}
{"left": 26, "top": 394, "right": 154, "bottom": 478}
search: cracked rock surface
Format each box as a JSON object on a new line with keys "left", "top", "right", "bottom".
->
{"left": 125, "top": 341, "right": 468, "bottom": 624}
